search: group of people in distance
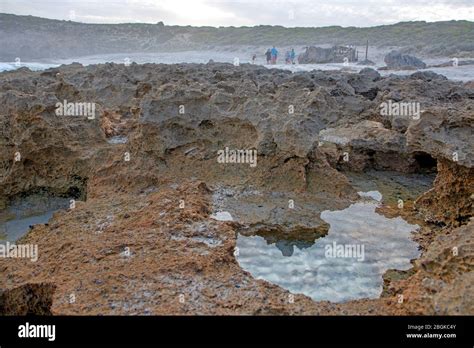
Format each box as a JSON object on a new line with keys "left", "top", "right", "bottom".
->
{"left": 263, "top": 47, "right": 296, "bottom": 65}
{"left": 249, "top": 47, "right": 296, "bottom": 65}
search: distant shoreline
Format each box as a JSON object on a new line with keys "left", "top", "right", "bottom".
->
{"left": 1, "top": 13, "right": 473, "bottom": 61}
{"left": 1, "top": 52, "right": 473, "bottom": 82}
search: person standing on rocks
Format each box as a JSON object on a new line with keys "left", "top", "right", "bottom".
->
{"left": 290, "top": 48, "right": 296, "bottom": 64}
{"left": 285, "top": 50, "right": 291, "bottom": 64}
{"left": 265, "top": 49, "right": 272, "bottom": 64}
{"left": 271, "top": 46, "right": 278, "bottom": 64}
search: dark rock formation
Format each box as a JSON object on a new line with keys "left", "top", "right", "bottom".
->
{"left": 358, "top": 67, "right": 381, "bottom": 81}
{"left": 357, "top": 59, "right": 376, "bottom": 66}
{"left": 383, "top": 50, "right": 427, "bottom": 69}
{"left": 298, "top": 45, "right": 357, "bottom": 64}
{"left": 0, "top": 283, "right": 56, "bottom": 315}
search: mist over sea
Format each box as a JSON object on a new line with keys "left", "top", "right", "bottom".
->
{"left": 1, "top": 50, "right": 473, "bottom": 81}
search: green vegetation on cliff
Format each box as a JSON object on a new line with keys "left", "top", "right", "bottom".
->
{"left": 0, "top": 13, "right": 472, "bottom": 60}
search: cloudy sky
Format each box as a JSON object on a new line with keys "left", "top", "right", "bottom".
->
{"left": 1, "top": 0, "right": 473, "bottom": 27}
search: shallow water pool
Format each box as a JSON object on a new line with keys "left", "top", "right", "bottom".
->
{"left": 0, "top": 195, "right": 70, "bottom": 243}
{"left": 236, "top": 192, "right": 421, "bottom": 302}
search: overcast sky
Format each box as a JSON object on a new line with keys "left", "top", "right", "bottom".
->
{"left": 1, "top": 0, "right": 473, "bottom": 27}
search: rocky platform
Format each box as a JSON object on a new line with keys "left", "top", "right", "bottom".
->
{"left": 0, "top": 63, "right": 472, "bottom": 314}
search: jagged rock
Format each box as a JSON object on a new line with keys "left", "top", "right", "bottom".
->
{"left": 384, "top": 50, "right": 427, "bottom": 69}
{"left": 358, "top": 67, "right": 381, "bottom": 81}
{"left": 409, "top": 70, "right": 447, "bottom": 81}
{"left": 406, "top": 108, "right": 473, "bottom": 169}
{"left": 0, "top": 63, "right": 472, "bottom": 315}
{"left": 405, "top": 105, "right": 473, "bottom": 225}
{"left": 357, "top": 59, "right": 376, "bottom": 66}
{"left": 417, "top": 219, "right": 474, "bottom": 314}
{"left": 1, "top": 63, "right": 471, "bottom": 201}
{"left": 298, "top": 45, "right": 357, "bottom": 64}
{"left": 348, "top": 70, "right": 380, "bottom": 100}
{"left": 0, "top": 283, "right": 56, "bottom": 315}
{"left": 415, "top": 159, "right": 473, "bottom": 225}
{"left": 318, "top": 120, "right": 413, "bottom": 172}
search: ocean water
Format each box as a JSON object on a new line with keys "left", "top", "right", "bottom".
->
{"left": 236, "top": 191, "right": 421, "bottom": 302}
{"left": 0, "top": 61, "right": 59, "bottom": 72}
{"left": 1, "top": 51, "right": 473, "bottom": 81}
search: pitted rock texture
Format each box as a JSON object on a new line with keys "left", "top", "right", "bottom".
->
{"left": 0, "top": 283, "right": 56, "bottom": 315}
{"left": 415, "top": 159, "right": 473, "bottom": 225}
{"left": 0, "top": 63, "right": 472, "bottom": 314}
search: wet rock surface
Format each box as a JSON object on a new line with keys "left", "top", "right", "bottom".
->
{"left": 0, "top": 62, "right": 472, "bottom": 314}
{"left": 383, "top": 50, "right": 427, "bottom": 70}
